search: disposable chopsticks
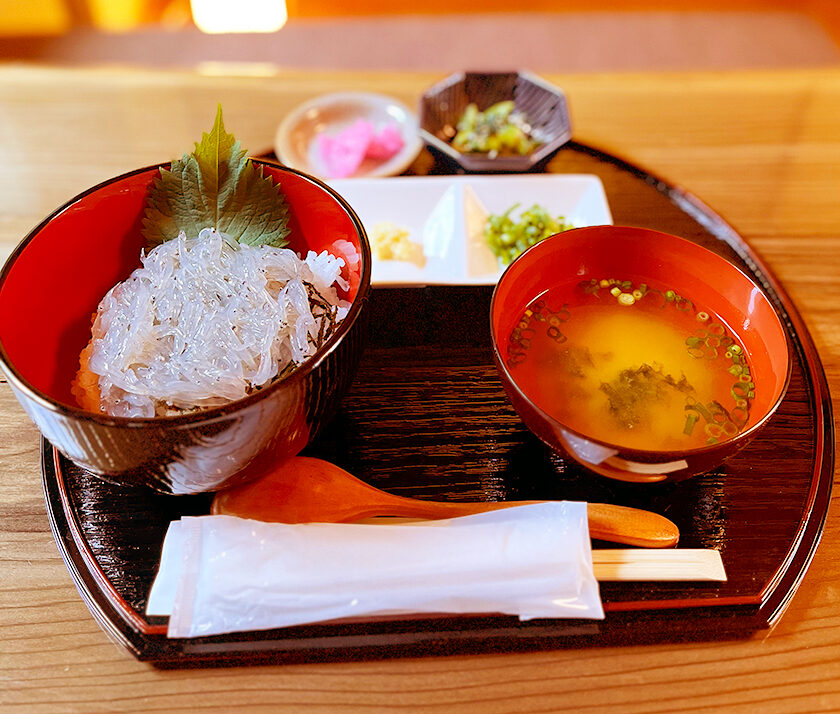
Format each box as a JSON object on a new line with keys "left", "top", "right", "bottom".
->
{"left": 593, "top": 549, "right": 726, "bottom": 582}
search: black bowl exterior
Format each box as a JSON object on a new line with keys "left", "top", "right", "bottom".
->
{"left": 15, "top": 306, "right": 368, "bottom": 494}
{"left": 419, "top": 71, "right": 572, "bottom": 172}
{"left": 0, "top": 163, "right": 371, "bottom": 495}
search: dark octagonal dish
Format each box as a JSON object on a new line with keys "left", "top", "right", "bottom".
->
{"left": 419, "top": 70, "right": 573, "bottom": 172}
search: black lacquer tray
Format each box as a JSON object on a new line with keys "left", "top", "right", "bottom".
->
{"left": 41, "top": 142, "right": 834, "bottom": 667}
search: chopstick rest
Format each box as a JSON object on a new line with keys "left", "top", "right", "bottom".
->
{"left": 147, "top": 502, "right": 604, "bottom": 638}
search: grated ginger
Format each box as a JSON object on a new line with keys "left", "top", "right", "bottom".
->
{"left": 371, "top": 222, "right": 425, "bottom": 266}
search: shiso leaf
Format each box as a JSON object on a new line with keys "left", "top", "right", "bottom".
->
{"left": 142, "top": 105, "right": 290, "bottom": 249}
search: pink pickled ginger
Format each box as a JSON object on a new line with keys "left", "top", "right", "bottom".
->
{"left": 317, "top": 119, "right": 406, "bottom": 178}
{"left": 366, "top": 123, "right": 405, "bottom": 159}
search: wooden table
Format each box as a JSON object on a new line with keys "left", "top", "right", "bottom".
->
{"left": 1, "top": 65, "right": 838, "bottom": 712}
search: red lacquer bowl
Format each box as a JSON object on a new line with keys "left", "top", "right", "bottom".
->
{"left": 0, "top": 161, "right": 371, "bottom": 494}
{"left": 490, "top": 225, "right": 791, "bottom": 483}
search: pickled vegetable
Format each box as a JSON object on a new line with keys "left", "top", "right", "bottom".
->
{"left": 451, "top": 101, "right": 541, "bottom": 156}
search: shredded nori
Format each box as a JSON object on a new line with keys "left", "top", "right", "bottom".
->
{"left": 304, "top": 280, "right": 339, "bottom": 350}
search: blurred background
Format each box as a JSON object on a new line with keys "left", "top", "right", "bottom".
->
{"left": 1, "top": 0, "right": 839, "bottom": 71}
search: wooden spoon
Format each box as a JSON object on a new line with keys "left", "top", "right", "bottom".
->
{"left": 212, "top": 456, "right": 679, "bottom": 548}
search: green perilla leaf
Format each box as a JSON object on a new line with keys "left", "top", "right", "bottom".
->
{"left": 142, "top": 105, "right": 290, "bottom": 249}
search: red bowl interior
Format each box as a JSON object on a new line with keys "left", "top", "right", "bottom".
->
{"left": 0, "top": 162, "right": 366, "bottom": 410}
{"left": 491, "top": 225, "right": 790, "bottom": 451}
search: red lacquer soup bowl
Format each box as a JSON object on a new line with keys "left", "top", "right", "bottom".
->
{"left": 490, "top": 225, "right": 791, "bottom": 483}
{"left": 0, "top": 162, "right": 371, "bottom": 494}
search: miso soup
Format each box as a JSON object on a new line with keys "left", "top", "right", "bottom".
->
{"left": 507, "top": 276, "right": 755, "bottom": 451}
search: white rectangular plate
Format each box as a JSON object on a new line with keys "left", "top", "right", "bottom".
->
{"left": 328, "top": 174, "right": 612, "bottom": 287}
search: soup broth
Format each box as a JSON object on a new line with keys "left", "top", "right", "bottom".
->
{"left": 507, "top": 276, "right": 755, "bottom": 451}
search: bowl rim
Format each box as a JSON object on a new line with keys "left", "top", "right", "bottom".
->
{"left": 274, "top": 90, "right": 424, "bottom": 179}
{"left": 489, "top": 225, "right": 794, "bottom": 459}
{"left": 0, "top": 159, "right": 372, "bottom": 427}
{"left": 418, "top": 69, "right": 573, "bottom": 170}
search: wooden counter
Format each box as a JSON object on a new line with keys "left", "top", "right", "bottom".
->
{"left": 1, "top": 65, "right": 838, "bottom": 712}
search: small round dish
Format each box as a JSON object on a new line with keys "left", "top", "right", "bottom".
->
{"left": 490, "top": 225, "right": 791, "bottom": 483}
{"left": 275, "top": 92, "right": 423, "bottom": 180}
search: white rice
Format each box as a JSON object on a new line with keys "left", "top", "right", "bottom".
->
{"left": 87, "top": 228, "right": 350, "bottom": 417}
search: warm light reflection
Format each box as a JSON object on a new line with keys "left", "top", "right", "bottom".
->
{"left": 190, "top": 0, "right": 287, "bottom": 34}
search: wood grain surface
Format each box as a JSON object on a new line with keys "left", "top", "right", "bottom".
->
{"left": 1, "top": 65, "right": 839, "bottom": 712}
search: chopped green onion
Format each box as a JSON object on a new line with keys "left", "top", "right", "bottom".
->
{"left": 484, "top": 203, "right": 574, "bottom": 265}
